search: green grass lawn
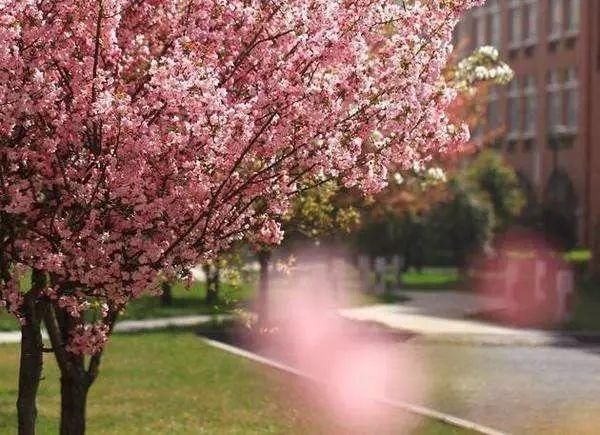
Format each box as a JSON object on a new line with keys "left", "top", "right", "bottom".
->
{"left": 0, "top": 314, "right": 18, "bottom": 331}
{"left": 565, "top": 278, "right": 600, "bottom": 332}
{"left": 563, "top": 249, "right": 592, "bottom": 264}
{"left": 121, "top": 280, "right": 254, "bottom": 320}
{"left": 400, "top": 268, "right": 462, "bottom": 291}
{"left": 0, "top": 330, "right": 472, "bottom": 434}
{"left": 0, "top": 279, "right": 255, "bottom": 331}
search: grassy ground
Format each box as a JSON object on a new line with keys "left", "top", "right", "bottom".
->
{"left": 122, "top": 280, "right": 254, "bottom": 320}
{"left": 400, "top": 267, "right": 462, "bottom": 291}
{"left": 0, "top": 314, "right": 19, "bottom": 331}
{"left": 0, "top": 279, "right": 254, "bottom": 331}
{"left": 0, "top": 330, "right": 472, "bottom": 434}
{"left": 366, "top": 267, "right": 463, "bottom": 295}
{"left": 566, "top": 278, "right": 600, "bottom": 332}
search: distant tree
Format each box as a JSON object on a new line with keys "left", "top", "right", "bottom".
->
{"left": 428, "top": 177, "right": 494, "bottom": 268}
{"left": 465, "top": 150, "right": 525, "bottom": 231}
{"left": 355, "top": 151, "right": 524, "bottom": 270}
{"left": 354, "top": 167, "right": 447, "bottom": 266}
{"left": 286, "top": 181, "right": 360, "bottom": 242}
{"left": 414, "top": 150, "right": 524, "bottom": 268}
{"left": 202, "top": 261, "right": 221, "bottom": 306}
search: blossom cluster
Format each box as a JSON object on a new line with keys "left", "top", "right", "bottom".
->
{"left": 0, "top": 0, "right": 482, "bottom": 354}
{"left": 65, "top": 323, "right": 110, "bottom": 356}
{"left": 453, "top": 45, "right": 515, "bottom": 92}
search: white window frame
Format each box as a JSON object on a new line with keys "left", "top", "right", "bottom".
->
{"left": 487, "top": 86, "right": 501, "bottom": 131}
{"left": 471, "top": 1, "right": 501, "bottom": 48}
{"left": 472, "top": 7, "right": 486, "bottom": 47}
{"left": 522, "top": 0, "right": 538, "bottom": 46}
{"left": 546, "top": 70, "right": 564, "bottom": 134}
{"left": 507, "top": 78, "right": 522, "bottom": 139}
{"left": 548, "top": 0, "right": 563, "bottom": 42}
{"left": 565, "top": 0, "right": 580, "bottom": 37}
{"left": 522, "top": 76, "right": 537, "bottom": 137}
{"left": 564, "top": 67, "right": 579, "bottom": 132}
{"left": 487, "top": 0, "right": 501, "bottom": 48}
{"left": 508, "top": 0, "right": 523, "bottom": 49}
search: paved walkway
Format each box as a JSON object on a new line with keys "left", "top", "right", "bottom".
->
{"left": 339, "top": 291, "right": 575, "bottom": 346}
{"left": 388, "top": 290, "right": 507, "bottom": 318}
{"left": 0, "top": 289, "right": 579, "bottom": 346}
{"left": 0, "top": 314, "right": 230, "bottom": 344}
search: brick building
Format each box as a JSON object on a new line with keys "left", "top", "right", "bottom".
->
{"left": 456, "top": 0, "right": 600, "bottom": 258}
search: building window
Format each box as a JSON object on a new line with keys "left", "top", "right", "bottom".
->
{"left": 547, "top": 70, "right": 562, "bottom": 132}
{"left": 548, "top": 0, "right": 580, "bottom": 42}
{"left": 564, "top": 68, "right": 579, "bottom": 130}
{"left": 523, "top": 0, "right": 538, "bottom": 44}
{"left": 548, "top": 0, "right": 563, "bottom": 41}
{"left": 566, "top": 0, "right": 580, "bottom": 35}
{"left": 522, "top": 76, "right": 537, "bottom": 136}
{"left": 508, "top": 2, "right": 522, "bottom": 48}
{"left": 487, "top": 86, "right": 500, "bottom": 131}
{"left": 488, "top": 9, "right": 501, "bottom": 48}
{"left": 546, "top": 68, "right": 579, "bottom": 136}
{"left": 509, "top": 0, "right": 537, "bottom": 50}
{"left": 471, "top": 1, "right": 501, "bottom": 48}
{"left": 507, "top": 78, "right": 521, "bottom": 138}
{"left": 473, "top": 10, "right": 486, "bottom": 47}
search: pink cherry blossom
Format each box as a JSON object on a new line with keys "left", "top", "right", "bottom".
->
{"left": 259, "top": 220, "right": 285, "bottom": 245}
{"left": 0, "top": 0, "right": 483, "bottom": 354}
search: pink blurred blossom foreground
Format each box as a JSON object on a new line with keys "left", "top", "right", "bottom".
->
{"left": 254, "top": 258, "right": 425, "bottom": 432}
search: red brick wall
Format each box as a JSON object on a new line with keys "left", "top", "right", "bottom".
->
{"left": 585, "top": 1, "right": 600, "bottom": 272}
{"left": 459, "top": 0, "right": 596, "bottom": 249}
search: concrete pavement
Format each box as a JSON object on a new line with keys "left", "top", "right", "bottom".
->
{"left": 0, "top": 314, "right": 230, "bottom": 344}
{"left": 0, "top": 288, "right": 585, "bottom": 347}
{"left": 339, "top": 291, "right": 578, "bottom": 346}
{"left": 398, "top": 341, "right": 600, "bottom": 434}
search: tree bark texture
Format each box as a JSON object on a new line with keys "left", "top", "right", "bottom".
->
{"left": 257, "top": 250, "right": 271, "bottom": 325}
{"left": 17, "top": 269, "right": 46, "bottom": 435}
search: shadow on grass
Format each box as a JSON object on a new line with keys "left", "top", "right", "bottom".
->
{"left": 122, "top": 295, "right": 232, "bottom": 319}
{"left": 400, "top": 280, "right": 464, "bottom": 291}
{"left": 376, "top": 292, "right": 411, "bottom": 304}
{"left": 564, "top": 278, "right": 600, "bottom": 333}
{"left": 113, "top": 279, "right": 255, "bottom": 321}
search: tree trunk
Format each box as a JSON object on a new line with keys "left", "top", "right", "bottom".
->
{"left": 43, "top": 301, "right": 93, "bottom": 435}
{"left": 17, "top": 303, "right": 43, "bottom": 435}
{"left": 42, "top": 299, "right": 116, "bottom": 435}
{"left": 257, "top": 250, "right": 271, "bottom": 325}
{"left": 17, "top": 270, "right": 46, "bottom": 435}
{"left": 59, "top": 372, "right": 89, "bottom": 435}
{"left": 160, "top": 281, "right": 173, "bottom": 306}
{"left": 204, "top": 264, "right": 220, "bottom": 305}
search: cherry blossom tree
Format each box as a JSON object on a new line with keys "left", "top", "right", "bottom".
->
{"left": 0, "top": 0, "right": 482, "bottom": 433}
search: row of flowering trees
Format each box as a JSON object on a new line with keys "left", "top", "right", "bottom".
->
{"left": 0, "top": 1, "right": 484, "bottom": 433}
